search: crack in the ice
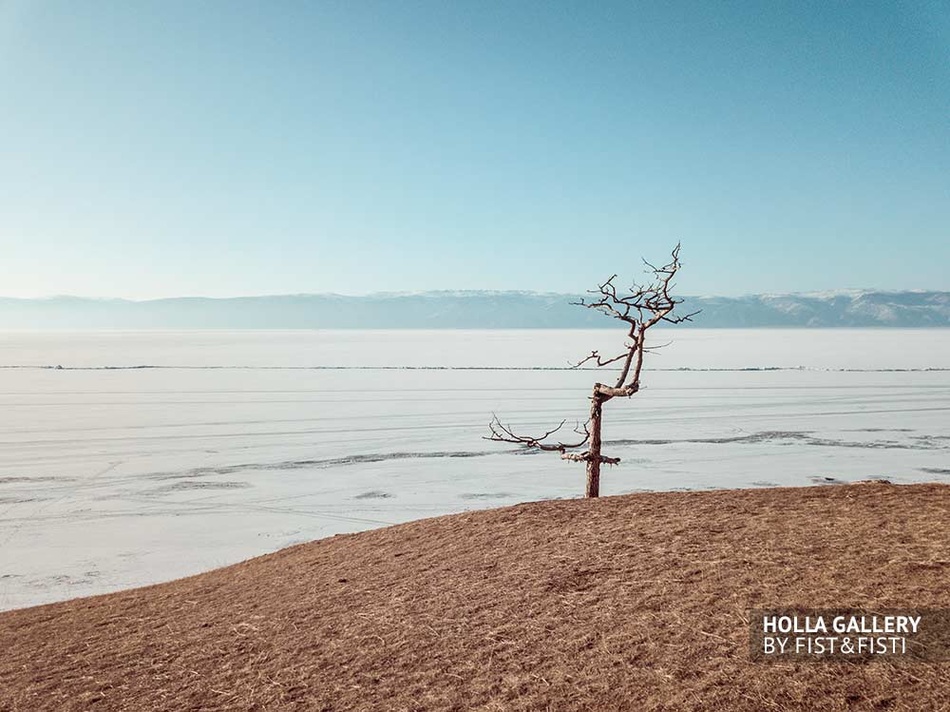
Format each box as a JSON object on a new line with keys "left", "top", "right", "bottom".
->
{"left": 607, "top": 430, "right": 944, "bottom": 450}
{"left": 144, "top": 450, "right": 494, "bottom": 480}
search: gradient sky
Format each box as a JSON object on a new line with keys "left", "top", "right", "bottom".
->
{"left": 1, "top": 0, "right": 948, "bottom": 298}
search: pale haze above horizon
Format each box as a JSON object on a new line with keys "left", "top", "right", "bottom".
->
{"left": 1, "top": 1, "right": 948, "bottom": 299}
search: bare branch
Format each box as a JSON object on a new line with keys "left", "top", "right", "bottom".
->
{"left": 485, "top": 414, "right": 590, "bottom": 453}
{"left": 594, "top": 382, "right": 639, "bottom": 399}
{"left": 573, "top": 244, "right": 686, "bottom": 326}
{"left": 571, "top": 350, "right": 630, "bottom": 369}
{"left": 561, "top": 452, "right": 589, "bottom": 462}
{"left": 568, "top": 243, "right": 696, "bottom": 397}
{"left": 661, "top": 308, "right": 702, "bottom": 325}
{"left": 561, "top": 452, "right": 621, "bottom": 465}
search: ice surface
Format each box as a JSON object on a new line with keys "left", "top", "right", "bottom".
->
{"left": 1, "top": 329, "right": 948, "bottom": 610}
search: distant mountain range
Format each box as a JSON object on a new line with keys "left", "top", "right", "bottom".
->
{"left": 1, "top": 290, "right": 948, "bottom": 329}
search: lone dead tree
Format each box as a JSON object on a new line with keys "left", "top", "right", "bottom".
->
{"left": 487, "top": 244, "right": 696, "bottom": 498}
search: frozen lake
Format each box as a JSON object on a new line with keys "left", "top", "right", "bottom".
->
{"left": 1, "top": 328, "right": 949, "bottom": 610}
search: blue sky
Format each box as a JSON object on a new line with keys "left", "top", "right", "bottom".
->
{"left": 1, "top": 0, "right": 947, "bottom": 298}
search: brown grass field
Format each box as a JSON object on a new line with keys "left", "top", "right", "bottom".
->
{"left": 1, "top": 482, "right": 948, "bottom": 711}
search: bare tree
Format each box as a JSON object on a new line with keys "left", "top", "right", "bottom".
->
{"left": 487, "top": 244, "right": 697, "bottom": 498}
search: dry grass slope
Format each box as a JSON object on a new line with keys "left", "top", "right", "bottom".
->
{"left": 1, "top": 483, "right": 949, "bottom": 711}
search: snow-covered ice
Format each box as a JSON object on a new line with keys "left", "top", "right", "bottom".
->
{"left": 1, "top": 329, "right": 948, "bottom": 610}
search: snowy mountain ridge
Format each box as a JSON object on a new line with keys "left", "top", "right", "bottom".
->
{"left": 0, "top": 290, "right": 947, "bottom": 328}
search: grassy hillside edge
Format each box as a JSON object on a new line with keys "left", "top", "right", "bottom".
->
{"left": 2, "top": 483, "right": 948, "bottom": 710}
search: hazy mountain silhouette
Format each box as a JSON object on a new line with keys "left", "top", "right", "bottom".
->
{"left": 1, "top": 290, "right": 947, "bottom": 329}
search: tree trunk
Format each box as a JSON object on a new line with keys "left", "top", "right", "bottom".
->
{"left": 585, "top": 388, "right": 606, "bottom": 497}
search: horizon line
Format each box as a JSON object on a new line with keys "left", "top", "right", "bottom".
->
{"left": 2, "top": 287, "right": 947, "bottom": 303}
